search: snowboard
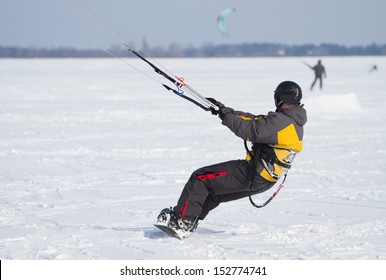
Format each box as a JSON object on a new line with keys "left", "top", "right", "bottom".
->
{"left": 154, "top": 222, "right": 186, "bottom": 240}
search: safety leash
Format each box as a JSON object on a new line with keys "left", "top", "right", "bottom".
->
{"left": 248, "top": 174, "right": 287, "bottom": 208}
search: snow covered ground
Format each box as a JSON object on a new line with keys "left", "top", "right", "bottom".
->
{"left": 0, "top": 56, "right": 385, "bottom": 260}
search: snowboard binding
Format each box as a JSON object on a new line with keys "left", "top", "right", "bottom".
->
{"left": 154, "top": 207, "right": 198, "bottom": 239}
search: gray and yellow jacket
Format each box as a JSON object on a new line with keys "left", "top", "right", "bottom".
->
{"left": 221, "top": 106, "right": 307, "bottom": 182}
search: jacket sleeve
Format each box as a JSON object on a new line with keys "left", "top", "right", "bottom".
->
{"left": 221, "top": 109, "right": 282, "bottom": 143}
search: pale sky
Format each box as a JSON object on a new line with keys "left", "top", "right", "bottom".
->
{"left": 1, "top": 0, "right": 385, "bottom": 49}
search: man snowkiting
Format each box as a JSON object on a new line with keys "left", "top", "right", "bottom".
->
{"left": 309, "top": 60, "right": 326, "bottom": 90}
{"left": 156, "top": 81, "right": 307, "bottom": 239}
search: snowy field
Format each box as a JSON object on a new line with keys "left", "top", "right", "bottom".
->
{"left": 0, "top": 56, "right": 385, "bottom": 260}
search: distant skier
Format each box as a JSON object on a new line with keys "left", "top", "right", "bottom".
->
{"left": 306, "top": 60, "right": 326, "bottom": 90}
{"left": 156, "top": 81, "right": 307, "bottom": 238}
{"left": 369, "top": 64, "right": 378, "bottom": 73}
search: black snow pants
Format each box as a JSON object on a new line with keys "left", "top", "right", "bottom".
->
{"left": 173, "top": 159, "right": 275, "bottom": 221}
{"left": 311, "top": 75, "right": 323, "bottom": 90}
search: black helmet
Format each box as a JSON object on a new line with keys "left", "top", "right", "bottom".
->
{"left": 274, "top": 81, "right": 302, "bottom": 107}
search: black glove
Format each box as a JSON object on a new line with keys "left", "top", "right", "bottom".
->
{"left": 206, "top": 97, "right": 225, "bottom": 116}
{"left": 206, "top": 97, "right": 234, "bottom": 120}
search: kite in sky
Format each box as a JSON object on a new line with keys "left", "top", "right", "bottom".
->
{"left": 217, "top": 8, "right": 236, "bottom": 36}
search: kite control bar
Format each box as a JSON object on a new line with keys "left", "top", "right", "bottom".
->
{"left": 125, "top": 44, "right": 219, "bottom": 112}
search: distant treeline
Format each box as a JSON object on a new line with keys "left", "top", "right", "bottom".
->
{"left": 1, "top": 42, "right": 386, "bottom": 58}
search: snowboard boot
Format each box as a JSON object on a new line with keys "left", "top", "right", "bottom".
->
{"left": 156, "top": 207, "right": 178, "bottom": 228}
{"left": 156, "top": 208, "right": 199, "bottom": 238}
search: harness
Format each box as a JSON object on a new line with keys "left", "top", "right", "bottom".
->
{"left": 260, "top": 144, "right": 297, "bottom": 180}
{"left": 244, "top": 140, "right": 297, "bottom": 208}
